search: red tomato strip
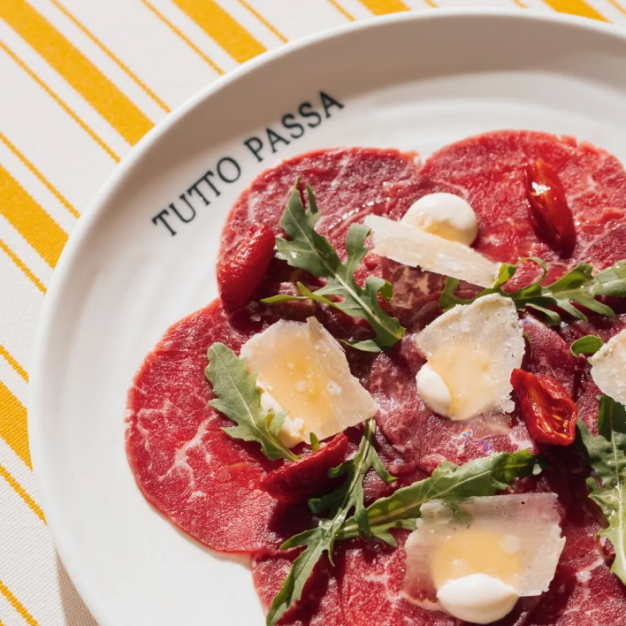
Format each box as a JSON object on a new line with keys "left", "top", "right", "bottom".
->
{"left": 218, "top": 224, "right": 276, "bottom": 308}
{"left": 261, "top": 433, "right": 349, "bottom": 504}
{"left": 524, "top": 161, "right": 576, "bottom": 258}
{"left": 511, "top": 369, "right": 578, "bottom": 446}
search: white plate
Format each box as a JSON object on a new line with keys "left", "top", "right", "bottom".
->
{"left": 29, "top": 9, "right": 626, "bottom": 626}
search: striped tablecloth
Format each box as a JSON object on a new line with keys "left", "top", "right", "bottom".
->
{"left": 0, "top": 1, "right": 625, "bottom": 624}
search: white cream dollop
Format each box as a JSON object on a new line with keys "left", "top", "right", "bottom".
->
{"left": 259, "top": 390, "right": 305, "bottom": 447}
{"left": 415, "top": 363, "right": 452, "bottom": 417}
{"left": 436, "top": 574, "right": 519, "bottom": 624}
{"left": 402, "top": 193, "right": 478, "bottom": 246}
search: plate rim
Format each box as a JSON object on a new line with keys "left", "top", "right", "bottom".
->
{"left": 28, "top": 8, "right": 626, "bottom": 625}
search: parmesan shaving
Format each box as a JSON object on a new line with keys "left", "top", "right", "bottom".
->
{"left": 403, "top": 493, "right": 565, "bottom": 607}
{"left": 364, "top": 214, "right": 500, "bottom": 287}
{"left": 413, "top": 294, "right": 524, "bottom": 420}
{"left": 590, "top": 329, "right": 626, "bottom": 405}
{"left": 240, "top": 318, "right": 378, "bottom": 445}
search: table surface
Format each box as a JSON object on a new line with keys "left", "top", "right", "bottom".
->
{"left": 1, "top": 1, "right": 625, "bottom": 624}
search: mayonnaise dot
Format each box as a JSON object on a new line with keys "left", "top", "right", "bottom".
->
{"left": 436, "top": 574, "right": 519, "bottom": 624}
{"left": 415, "top": 363, "right": 452, "bottom": 417}
{"left": 402, "top": 193, "right": 478, "bottom": 245}
{"left": 259, "top": 390, "right": 305, "bottom": 447}
{"left": 259, "top": 389, "right": 283, "bottom": 415}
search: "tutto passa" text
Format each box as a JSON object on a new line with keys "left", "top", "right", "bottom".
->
{"left": 152, "top": 91, "right": 344, "bottom": 236}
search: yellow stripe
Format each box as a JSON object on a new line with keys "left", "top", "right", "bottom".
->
{"left": 0, "top": 163, "right": 67, "bottom": 268}
{"left": 171, "top": 0, "right": 266, "bottom": 63}
{"left": 358, "top": 0, "right": 409, "bottom": 13}
{"left": 0, "top": 356, "right": 37, "bottom": 526}
{"left": 48, "top": 0, "right": 171, "bottom": 113}
{"left": 0, "top": 345, "right": 28, "bottom": 383}
{"left": 0, "top": 132, "right": 79, "bottom": 219}
{"left": 512, "top": 0, "right": 528, "bottom": 7}
{"left": 326, "top": 0, "right": 356, "bottom": 19}
{"left": 0, "top": 464, "right": 45, "bottom": 523}
{"left": 605, "top": 0, "right": 626, "bottom": 14}
{"left": 236, "top": 0, "right": 287, "bottom": 43}
{"left": 542, "top": 0, "right": 607, "bottom": 19}
{"left": 0, "top": 238, "right": 46, "bottom": 294}
{"left": 0, "top": 41, "right": 120, "bottom": 162}
{"left": 0, "top": 381, "right": 30, "bottom": 469}
{"left": 0, "top": 0, "right": 153, "bottom": 144}
{"left": 139, "top": 0, "right": 224, "bottom": 74}
{"left": 0, "top": 579, "right": 38, "bottom": 626}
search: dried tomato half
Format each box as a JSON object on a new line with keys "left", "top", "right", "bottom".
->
{"left": 218, "top": 224, "right": 276, "bottom": 308}
{"left": 510, "top": 369, "right": 578, "bottom": 446}
{"left": 261, "top": 433, "right": 349, "bottom": 504}
{"left": 524, "top": 161, "right": 576, "bottom": 258}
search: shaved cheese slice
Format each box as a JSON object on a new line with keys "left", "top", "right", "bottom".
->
{"left": 413, "top": 294, "right": 524, "bottom": 420}
{"left": 240, "top": 317, "right": 378, "bottom": 446}
{"left": 403, "top": 493, "right": 565, "bottom": 622}
{"left": 590, "top": 329, "right": 626, "bottom": 405}
{"left": 364, "top": 214, "right": 500, "bottom": 287}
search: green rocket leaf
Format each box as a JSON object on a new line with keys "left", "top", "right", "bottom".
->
{"left": 337, "top": 450, "right": 542, "bottom": 545}
{"left": 577, "top": 396, "right": 626, "bottom": 585}
{"left": 205, "top": 343, "right": 298, "bottom": 462}
{"left": 441, "top": 257, "right": 626, "bottom": 326}
{"left": 570, "top": 335, "right": 604, "bottom": 357}
{"left": 265, "top": 419, "right": 392, "bottom": 626}
{"left": 261, "top": 183, "right": 405, "bottom": 352}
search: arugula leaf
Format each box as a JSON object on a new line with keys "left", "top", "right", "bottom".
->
{"left": 439, "top": 277, "right": 465, "bottom": 312}
{"left": 261, "top": 183, "right": 405, "bottom": 352}
{"left": 337, "top": 450, "right": 542, "bottom": 545}
{"left": 570, "top": 335, "right": 604, "bottom": 357}
{"left": 205, "top": 343, "right": 298, "bottom": 462}
{"left": 266, "top": 419, "right": 392, "bottom": 626}
{"left": 441, "top": 257, "right": 626, "bottom": 325}
{"left": 577, "top": 396, "right": 626, "bottom": 584}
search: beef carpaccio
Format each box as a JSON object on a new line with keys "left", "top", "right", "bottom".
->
{"left": 126, "top": 131, "right": 626, "bottom": 625}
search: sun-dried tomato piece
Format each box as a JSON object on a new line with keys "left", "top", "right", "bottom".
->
{"left": 218, "top": 224, "right": 276, "bottom": 308}
{"left": 511, "top": 369, "right": 578, "bottom": 446}
{"left": 261, "top": 433, "right": 349, "bottom": 504}
{"left": 524, "top": 161, "right": 576, "bottom": 258}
